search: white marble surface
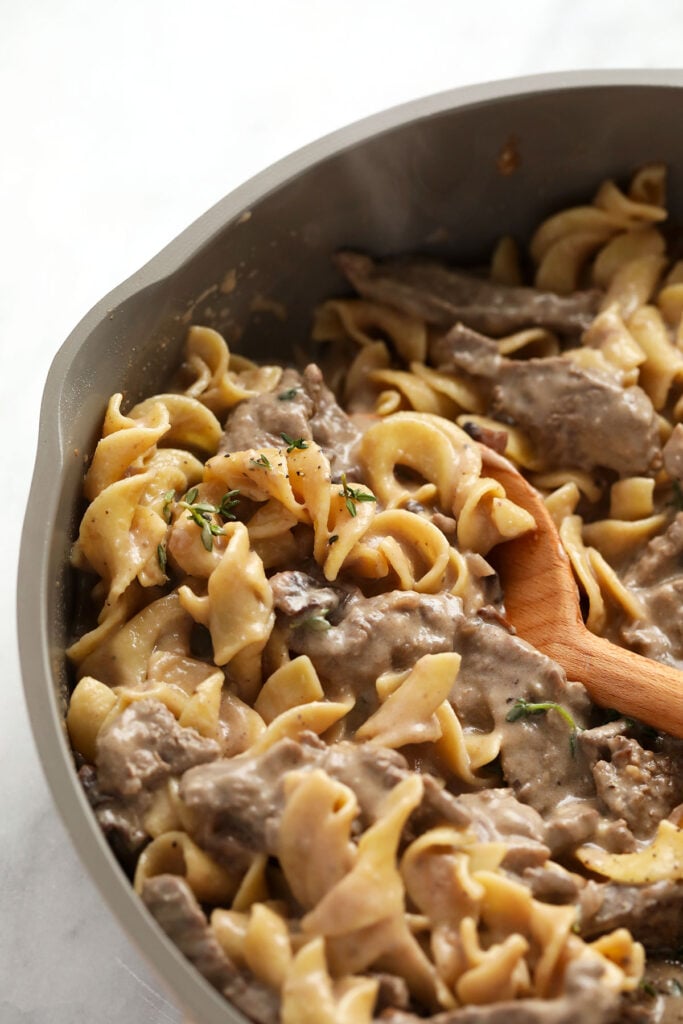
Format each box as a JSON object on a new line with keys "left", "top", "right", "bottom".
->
{"left": 3, "top": 2, "right": 683, "bottom": 1020}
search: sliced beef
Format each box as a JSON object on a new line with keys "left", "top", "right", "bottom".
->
{"left": 219, "top": 367, "right": 314, "bottom": 452}
{"left": 283, "top": 587, "right": 465, "bottom": 701}
{"left": 456, "top": 788, "right": 550, "bottom": 871}
{"left": 269, "top": 568, "right": 349, "bottom": 620}
{"left": 96, "top": 699, "right": 220, "bottom": 799}
{"left": 452, "top": 617, "right": 597, "bottom": 829}
{"left": 219, "top": 363, "right": 362, "bottom": 479}
{"left": 662, "top": 423, "right": 683, "bottom": 480}
{"left": 579, "top": 877, "right": 683, "bottom": 951}
{"left": 579, "top": 720, "right": 683, "bottom": 839}
{"left": 179, "top": 733, "right": 470, "bottom": 864}
{"left": 141, "top": 874, "right": 278, "bottom": 1024}
{"left": 78, "top": 763, "right": 149, "bottom": 862}
{"left": 378, "top": 959, "right": 621, "bottom": 1024}
{"left": 302, "top": 363, "right": 363, "bottom": 479}
{"left": 278, "top": 579, "right": 608, "bottom": 846}
{"left": 336, "top": 251, "right": 601, "bottom": 337}
{"left": 179, "top": 734, "right": 318, "bottom": 859}
{"left": 620, "top": 514, "right": 683, "bottom": 665}
{"left": 431, "top": 324, "right": 660, "bottom": 477}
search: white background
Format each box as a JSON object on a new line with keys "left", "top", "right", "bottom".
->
{"left": 3, "top": 2, "right": 683, "bottom": 1020}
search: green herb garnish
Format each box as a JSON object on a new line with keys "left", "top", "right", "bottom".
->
{"left": 250, "top": 453, "right": 272, "bottom": 470}
{"left": 217, "top": 489, "right": 241, "bottom": 519}
{"left": 280, "top": 432, "right": 309, "bottom": 453}
{"left": 640, "top": 980, "right": 658, "bottom": 998}
{"left": 506, "top": 698, "right": 582, "bottom": 756}
{"left": 162, "top": 489, "right": 176, "bottom": 523}
{"left": 177, "top": 487, "right": 242, "bottom": 552}
{"left": 157, "top": 543, "right": 167, "bottom": 574}
{"left": 340, "top": 472, "right": 376, "bottom": 518}
{"left": 278, "top": 387, "right": 299, "bottom": 401}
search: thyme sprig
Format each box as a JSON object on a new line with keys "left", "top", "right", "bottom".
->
{"left": 340, "top": 472, "right": 376, "bottom": 518}
{"left": 280, "top": 432, "right": 309, "bottom": 453}
{"left": 172, "top": 486, "right": 242, "bottom": 552}
{"left": 506, "top": 698, "right": 583, "bottom": 756}
{"left": 250, "top": 454, "right": 272, "bottom": 470}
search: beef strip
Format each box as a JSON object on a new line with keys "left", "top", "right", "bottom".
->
{"left": 141, "top": 874, "right": 279, "bottom": 1024}
{"left": 579, "top": 720, "right": 683, "bottom": 839}
{"left": 579, "top": 877, "right": 683, "bottom": 951}
{"left": 377, "top": 958, "right": 621, "bottom": 1024}
{"left": 219, "top": 363, "right": 362, "bottom": 479}
{"left": 455, "top": 789, "right": 550, "bottom": 872}
{"left": 179, "top": 733, "right": 471, "bottom": 864}
{"left": 662, "top": 423, "right": 683, "bottom": 480}
{"left": 431, "top": 324, "right": 660, "bottom": 477}
{"left": 269, "top": 567, "right": 351, "bottom": 619}
{"left": 335, "top": 251, "right": 601, "bottom": 337}
{"left": 619, "top": 513, "right": 683, "bottom": 665}
{"left": 283, "top": 586, "right": 465, "bottom": 701}
{"left": 275, "top": 576, "right": 613, "bottom": 848}
{"left": 78, "top": 763, "right": 149, "bottom": 862}
{"left": 95, "top": 699, "right": 220, "bottom": 799}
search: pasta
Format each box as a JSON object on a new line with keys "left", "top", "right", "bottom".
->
{"left": 67, "top": 164, "right": 683, "bottom": 1023}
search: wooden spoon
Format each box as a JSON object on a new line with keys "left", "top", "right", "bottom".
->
{"left": 480, "top": 445, "right": 683, "bottom": 737}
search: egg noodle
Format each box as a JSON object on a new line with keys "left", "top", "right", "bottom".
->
{"left": 66, "top": 165, "right": 683, "bottom": 1023}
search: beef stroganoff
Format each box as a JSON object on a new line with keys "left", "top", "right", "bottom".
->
{"left": 67, "top": 165, "right": 683, "bottom": 1023}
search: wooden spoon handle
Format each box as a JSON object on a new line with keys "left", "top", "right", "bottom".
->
{"left": 544, "top": 630, "right": 683, "bottom": 738}
{"left": 481, "top": 444, "right": 683, "bottom": 738}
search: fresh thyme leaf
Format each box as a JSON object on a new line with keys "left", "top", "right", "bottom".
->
{"left": 201, "top": 520, "right": 214, "bottom": 552}
{"left": 157, "top": 543, "right": 167, "bottom": 574}
{"left": 185, "top": 486, "right": 199, "bottom": 505}
{"left": 250, "top": 454, "right": 272, "bottom": 470}
{"left": 340, "top": 472, "right": 376, "bottom": 517}
{"left": 161, "top": 490, "right": 175, "bottom": 523}
{"left": 217, "top": 489, "right": 240, "bottom": 520}
{"left": 280, "top": 432, "right": 309, "bottom": 453}
{"left": 640, "top": 980, "right": 658, "bottom": 998}
{"left": 278, "top": 387, "right": 299, "bottom": 401}
{"left": 506, "top": 698, "right": 582, "bottom": 757}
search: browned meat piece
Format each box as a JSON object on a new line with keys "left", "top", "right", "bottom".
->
{"left": 180, "top": 734, "right": 321, "bottom": 859}
{"left": 219, "top": 367, "right": 314, "bottom": 452}
{"left": 452, "top": 617, "right": 597, "bottom": 829}
{"left": 579, "top": 876, "right": 683, "bottom": 951}
{"left": 285, "top": 587, "right": 465, "bottom": 698}
{"left": 269, "top": 568, "right": 349, "bottom": 619}
{"left": 662, "top": 422, "right": 683, "bottom": 479}
{"left": 141, "top": 875, "right": 279, "bottom": 1024}
{"left": 336, "top": 251, "right": 601, "bottom": 337}
{"left": 302, "top": 363, "right": 363, "bottom": 479}
{"left": 456, "top": 789, "right": 549, "bottom": 871}
{"left": 620, "top": 513, "right": 683, "bottom": 665}
{"left": 179, "top": 733, "right": 470, "bottom": 864}
{"left": 219, "top": 363, "right": 362, "bottom": 479}
{"left": 376, "top": 958, "right": 621, "bottom": 1024}
{"left": 95, "top": 699, "right": 220, "bottom": 799}
{"left": 432, "top": 324, "right": 660, "bottom": 477}
{"left": 78, "top": 764, "right": 149, "bottom": 861}
{"left": 579, "top": 720, "right": 683, "bottom": 839}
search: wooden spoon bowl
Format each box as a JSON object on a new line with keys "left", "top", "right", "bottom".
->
{"left": 481, "top": 445, "right": 683, "bottom": 738}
